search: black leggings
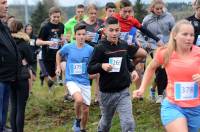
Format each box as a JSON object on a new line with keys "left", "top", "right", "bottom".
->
{"left": 155, "top": 67, "right": 167, "bottom": 95}
{"left": 148, "top": 49, "right": 167, "bottom": 95}
{"left": 10, "top": 80, "right": 29, "bottom": 132}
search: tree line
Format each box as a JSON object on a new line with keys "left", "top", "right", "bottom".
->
{"left": 8, "top": 0, "right": 193, "bottom": 34}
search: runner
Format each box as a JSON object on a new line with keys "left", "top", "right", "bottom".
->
{"left": 64, "top": 4, "right": 87, "bottom": 42}
{"left": 138, "top": 0, "right": 175, "bottom": 103}
{"left": 133, "top": 20, "right": 200, "bottom": 132}
{"left": 113, "top": 0, "right": 163, "bottom": 46}
{"left": 104, "top": 2, "right": 116, "bottom": 20}
{"left": 56, "top": 23, "right": 93, "bottom": 132}
{"left": 80, "top": 4, "right": 104, "bottom": 104}
{"left": 186, "top": 0, "right": 200, "bottom": 46}
{"left": 63, "top": 4, "right": 87, "bottom": 102}
{"left": 36, "top": 7, "right": 64, "bottom": 91}
{"left": 88, "top": 16, "right": 146, "bottom": 132}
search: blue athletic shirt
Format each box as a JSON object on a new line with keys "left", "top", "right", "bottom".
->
{"left": 59, "top": 43, "right": 94, "bottom": 86}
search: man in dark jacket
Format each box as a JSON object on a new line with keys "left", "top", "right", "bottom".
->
{"left": 87, "top": 17, "right": 146, "bottom": 132}
{"left": 0, "top": 0, "right": 20, "bottom": 131}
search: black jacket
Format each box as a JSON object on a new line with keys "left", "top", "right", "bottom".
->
{"left": 29, "top": 34, "right": 40, "bottom": 63}
{"left": 87, "top": 39, "right": 138, "bottom": 93}
{"left": 186, "top": 15, "right": 200, "bottom": 45}
{"left": 0, "top": 21, "right": 20, "bottom": 82}
{"left": 12, "top": 32, "right": 33, "bottom": 66}
{"left": 12, "top": 32, "right": 34, "bottom": 80}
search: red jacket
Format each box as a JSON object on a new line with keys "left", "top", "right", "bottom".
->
{"left": 113, "top": 13, "right": 141, "bottom": 32}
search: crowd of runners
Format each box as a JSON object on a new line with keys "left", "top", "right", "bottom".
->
{"left": 0, "top": 0, "right": 200, "bottom": 132}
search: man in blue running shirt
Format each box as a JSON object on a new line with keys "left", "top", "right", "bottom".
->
{"left": 56, "top": 23, "right": 93, "bottom": 132}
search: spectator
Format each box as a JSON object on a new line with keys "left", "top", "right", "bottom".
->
{"left": 0, "top": 0, "right": 21, "bottom": 131}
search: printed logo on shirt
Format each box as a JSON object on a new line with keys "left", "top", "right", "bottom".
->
{"left": 51, "top": 28, "right": 60, "bottom": 33}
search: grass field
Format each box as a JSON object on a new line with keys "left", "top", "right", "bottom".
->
{"left": 23, "top": 75, "right": 164, "bottom": 132}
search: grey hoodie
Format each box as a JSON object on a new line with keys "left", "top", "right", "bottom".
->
{"left": 137, "top": 11, "right": 175, "bottom": 50}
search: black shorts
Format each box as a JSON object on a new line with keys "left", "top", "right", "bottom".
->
{"left": 44, "top": 61, "right": 56, "bottom": 77}
{"left": 39, "top": 60, "right": 48, "bottom": 77}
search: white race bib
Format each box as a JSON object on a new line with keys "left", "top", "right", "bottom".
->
{"left": 49, "top": 38, "right": 59, "bottom": 49}
{"left": 87, "top": 31, "right": 99, "bottom": 43}
{"left": 196, "top": 35, "right": 200, "bottom": 46}
{"left": 127, "top": 35, "right": 133, "bottom": 45}
{"left": 120, "top": 32, "right": 129, "bottom": 41}
{"left": 30, "top": 39, "right": 35, "bottom": 46}
{"left": 109, "top": 57, "right": 122, "bottom": 72}
{"left": 69, "top": 63, "right": 86, "bottom": 75}
{"left": 174, "top": 82, "right": 199, "bottom": 101}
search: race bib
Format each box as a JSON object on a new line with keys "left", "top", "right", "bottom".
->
{"left": 49, "top": 38, "right": 59, "bottom": 49}
{"left": 120, "top": 32, "right": 129, "bottom": 41}
{"left": 127, "top": 35, "right": 133, "bottom": 45}
{"left": 196, "top": 35, "right": 200, "bottom": 46}
{"left": 87, "top": 31, "right": 99, "bottom": 43}
{"left": 109, "top": 57, "right": 122, "bottom": 72}
{"left": 69, "top": 63, "right": 86, "bottom": 75}
{"left": 120, "top": 32, "right": 134, "bottom": 45}
{"left": 30, "top": 39, "right": 35, "bottom": 46}
{"left": 174, "top": 82, "right": 199, "bottom": 101}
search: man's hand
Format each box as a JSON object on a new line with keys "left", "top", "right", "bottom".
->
{"left": 55, "top": 66, "right": 61, "bottom": 76}
{"left": 89, "top": 73, "right": 99, "bottom": 79}
{"left": 59, "top": 39, "right": 65, "bottom": 46}
{"left": 131, "top": 70, "right": 139, "bottom": 82}
{"left": 102, "top": 63, "right": 112, "bottom": 72}
{"left": 48, "top": 41, "right": 58, "bottom": 47}
{"left": 86, "top": 34, "right": 93, "bottom": 41}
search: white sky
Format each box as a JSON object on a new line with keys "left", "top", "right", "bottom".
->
{"left": 8, "top": 0, "right": 191, "bottom": 6}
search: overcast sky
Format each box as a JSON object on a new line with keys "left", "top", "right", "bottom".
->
{"left": 8, "top": 0, "right": 191, "bottom": 6}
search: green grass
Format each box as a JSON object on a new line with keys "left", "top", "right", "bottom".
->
{"left": 23, "top": 56, "right": 165, "bottom": 131}
{"left": 23, "top": 74, "right": 164, "bottom": 132}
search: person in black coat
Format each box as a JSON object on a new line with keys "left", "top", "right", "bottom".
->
{"left": 24, "top": 24, "right": 40, "bottom": 92}
{"left": 9, "top": 20, "right": 33, "bottom": 132}
{"left": 186, "top": 0, "right": 200, "bottom": 45}
{"left": 0, "top": 1, "right": 21, "bottom": 131}
{"left": 24, "top": 24, "right": 40, "bottom": 77}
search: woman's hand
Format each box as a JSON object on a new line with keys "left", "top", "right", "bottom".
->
{"left": 192, "top": 74, "right": 200, "bottom": 85}
{"left": 132, "top": 88, "right": 145, "bottom": 99}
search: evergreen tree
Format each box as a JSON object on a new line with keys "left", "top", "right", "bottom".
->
{"left": 30, "top": 0, "right": 57, "bottom": 34}
{"left": 133, "top": 0, "right": 147, "bottom": 23}
{"left": 30, "top": 2, "right": 48, "bottom": 34}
